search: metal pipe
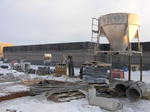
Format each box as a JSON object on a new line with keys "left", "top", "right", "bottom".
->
{"left": 115, "top": 81, "right": 134, "bottom": 96}
{"left": 126, "top": 81, "right": 147, "bottom": 102}
{"left": 109, "top": 53, "right": 113, "bottom": 81}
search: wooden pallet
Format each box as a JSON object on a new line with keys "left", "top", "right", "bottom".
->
{"left": 47, "top": 90, "right": 85, "bottom": 102}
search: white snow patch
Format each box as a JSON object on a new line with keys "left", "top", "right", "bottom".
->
{"left": 0, "top": 84, "right": 29, "bottom": 97}
{"left": 124, "top": 70, "right": 150, "bottom": 84}
{"left": 0, "top": 96, "right": 103, "bottom": 112}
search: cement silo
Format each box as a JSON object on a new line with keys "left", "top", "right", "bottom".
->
{"left": 98, "top": 13, "right": 140, "bottom": 51}
{"left": 91, "top": 13, "right": 143, "bottom": 81}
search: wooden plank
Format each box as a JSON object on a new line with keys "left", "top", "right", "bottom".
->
{"left": 0, "top": 91, "right": 30, "bottom": 102}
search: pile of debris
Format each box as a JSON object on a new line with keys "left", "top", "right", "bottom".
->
{"left": 1, "top": 77, "right": 150, "bottom": 111}
{"left": 36, "top": 67, "right": 54, "bottom": 75}
{"left": 11, "top": 61, "right": 55, "bottom": 75}
{"left": 30, "top": 80, "right": 88, "bottom": 102}
{"left": 28, "top": 79, "right": 124, "bottom": 111}
{"left": 80, "top": 61, "right": 111, "bottom": 84}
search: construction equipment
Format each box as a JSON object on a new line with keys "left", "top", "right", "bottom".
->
{"left": 99, "top": 13, "right": 140, "bottom": 51}
{"left": 92, "top": 13, "right": 143, "bottom": 82}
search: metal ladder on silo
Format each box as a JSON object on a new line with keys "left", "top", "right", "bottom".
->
{"left": 91, "top": 18, "right": 99, "bottom": 56}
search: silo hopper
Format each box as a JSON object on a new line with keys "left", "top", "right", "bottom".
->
{"left": 99, "top": 13, "right": 140, "bottom": 51}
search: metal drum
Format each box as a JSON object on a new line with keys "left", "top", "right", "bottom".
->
{"left": 126, "top": 81, "right": 147, "bottom": 102}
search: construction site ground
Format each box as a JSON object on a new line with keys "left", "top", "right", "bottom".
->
{"left": 0, "top": 66, "right": 150, "bottom": 112}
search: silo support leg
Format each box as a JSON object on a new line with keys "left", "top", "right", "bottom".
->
{"left": 128, "top": 56, "right": 131, "bottom": 81}
{"left": 140, "top": 54, "right": 143, "bottom": 81}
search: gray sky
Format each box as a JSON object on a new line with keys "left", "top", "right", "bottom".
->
{"left": 0, "top": 0, "right": 149, "bottom": 45}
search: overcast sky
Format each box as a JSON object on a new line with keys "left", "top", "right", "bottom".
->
{"left": 0, "top": 0, "right": 149, "bottom": 45}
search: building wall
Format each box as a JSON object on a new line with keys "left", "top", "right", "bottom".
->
{"left": 3, "top": 42, "right": 150, "bottom": 69}
{"left": 4, "top": 42, "right": 95, "bottom": 67}
{"left": 4, "top": 49, "right": 95, "bottom": 67}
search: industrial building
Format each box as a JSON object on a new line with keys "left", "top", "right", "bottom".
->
{"left": 3, "top": 42, "right": 95, "bottom": 67}
{"left": 0, "top": 42, "right": 14, "bottom": 58}
{"left": 3, "top": 41, "right": 150, "bottom": 69}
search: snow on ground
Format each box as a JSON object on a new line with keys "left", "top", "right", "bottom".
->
{"left": 0, "top": 67, "right": 150, "bottom": 112}
{"left": 0, "top": 82, "right": 29, "bottom": 97}
{"left": 0, "top": 68, "right": 26, "bottom": 78}
{"left": 31, "top": 74, "right": 82, "bottom": 82}
{"left": 119, "top": 98, "right": 150, "bottom": 112}
{"left": 0, "top": 96, "right": 102, "bottom": 112}
{"left": 0, "top": 95, "right": 150, "bottom": 112}
{"left": 124, "top": 71, "right": 150, "bottom": 84}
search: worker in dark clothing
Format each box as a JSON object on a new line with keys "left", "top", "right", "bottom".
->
{"left": 79, "top": 65, "right": 84, "bottom": 79}
{"left": 67, "top": 55, "right": 74, "bottom": 77}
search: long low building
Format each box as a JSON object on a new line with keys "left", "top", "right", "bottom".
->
{"left": 3, "top": 41, "right": 150, "bottom": 69}
{"left": 3, "top": 42, "right": 95, "bottom": 67}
